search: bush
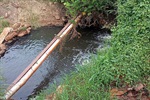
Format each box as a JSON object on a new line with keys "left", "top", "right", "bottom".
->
{"left": 51, "top": 0, "right": 116, "bottom": 16}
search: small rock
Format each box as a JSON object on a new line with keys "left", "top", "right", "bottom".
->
{"left": 54, "top": 2, "right": 58, "bottom": 5}
{"left": 49, "top": 2, "right": 54, "bottom": 5}
{"left": 6, "top": 40, "right": 13, "bottom": 44}
{"left": 4, "top": 12, "right": 10, "bottom": 18}
{"left": 127, "top": 91, "right": 134, "bottom": 97}
{"left": 127, "top": 87, "right": 134, "bottom": 91}
{"left": 5, "top": 32, "right": 18, "bottom": 41}
{"left": 17, "top": 30, "right": 28, "bottom": 37}
{"left": 12, "top": 23, "right": 21, "bottom": 30}
{"left": 23, "top": 23, "right": 31, "bottom": 28}
{"left": 0, "top": 27, "right": 13, "bottom": 44}
{"left": 55, "top": 15, "right": 60, "bottom": 20}
{"left": 0, "top": 44, "right": 7, "bottom": 50}
{"left": 0, "top": 44, "right": 7, "bottom": 56}
{"left": 110, "top": 88, "right": 127, "bottom": 98}
{"left": 26, "top": 27, "right": 32, "bottom": 34}
{"left": 134, "top": 83, "right": 144, "bottom": 92}
{"left": 0, "top": 49, "right": 6, "bottom": 56}
{"left": 62, "top": 16, "right": 68, "bottom": 22}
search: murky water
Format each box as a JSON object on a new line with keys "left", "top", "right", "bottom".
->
{"left": 0, "top": 26, "right": 110, "bottom": 100}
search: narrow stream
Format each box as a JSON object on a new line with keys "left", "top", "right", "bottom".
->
{"left": 0, "top": 26, "right": 110, "bottom": 100}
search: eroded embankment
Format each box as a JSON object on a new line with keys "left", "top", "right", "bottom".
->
{"left": 0, "top": 0, "right": 66, "bottom": 26}
{"left": 0, "top": 0, "right": 69, "bottom": 57}
{"left": 0, "top": 23, "right": 32, "bottom": 57}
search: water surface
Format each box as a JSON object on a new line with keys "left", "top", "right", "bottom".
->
{"left": 0, "top": 26, "right": 110, "bottom": 100}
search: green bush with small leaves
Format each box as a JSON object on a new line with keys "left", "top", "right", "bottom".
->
{"left": 51, "top": 0, "right": 116, "bottom": 16}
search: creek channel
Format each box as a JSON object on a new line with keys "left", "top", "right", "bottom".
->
{"left": 0, "top": 26, "right": 110, "bottom": 100}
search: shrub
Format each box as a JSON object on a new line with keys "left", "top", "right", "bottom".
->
{"left": 50, "top": 0, "right": 116, "bottom": 16}
{"left": 111, "top": 0, "right": 150, "bottom": 83}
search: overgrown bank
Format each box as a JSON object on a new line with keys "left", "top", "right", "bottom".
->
{"left": 36, "top": 0, "right": 150, "bottom": 99}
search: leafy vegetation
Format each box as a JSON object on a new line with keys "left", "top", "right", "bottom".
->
{"left": 35, "top": 0, "right": 150, "bottom": 99}
{"left": 0, "top": 17, "right": 10, "bottom": 33}
{"left": 50, "top": 0, "right": 116, "bottom": 16}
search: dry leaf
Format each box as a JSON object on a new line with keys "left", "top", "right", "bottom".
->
{"left": 110, "top": 88, "right": 127, "bottom": 98}
{"left": 134, "top": 83, "right": 144, "bottom": 92}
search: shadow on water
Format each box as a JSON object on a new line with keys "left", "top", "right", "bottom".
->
{"left": 0, "top": 26, "right": 110, "bottom": 100}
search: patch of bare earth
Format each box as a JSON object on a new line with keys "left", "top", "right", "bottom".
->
{"left": 0, "top": 0, "right": 66, "bottom": 26}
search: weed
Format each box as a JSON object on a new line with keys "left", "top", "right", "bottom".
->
{"left": 0, "top": 18, "right": 10, "bottom": 33}
{"left": 27, "top": 10, "right": 40, "bottom": 28}
{"left": 51, "top": 0, "right": 116, "bottom": 17}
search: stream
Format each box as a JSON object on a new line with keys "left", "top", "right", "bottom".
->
{"left": 0, "top": 26, "right": 110, "bottom": 100}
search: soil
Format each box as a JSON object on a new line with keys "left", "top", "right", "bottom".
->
{"left": 0, "top": 0, "right": 66, "bottom": 26}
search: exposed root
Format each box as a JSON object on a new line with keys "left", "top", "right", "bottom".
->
{"left": 79, "top": 12, "right": 116, "bottom": 28}
{"left": 59, "top": 12, "right": 116, "bottom": 52}
{"left": 69, "top": 27, "right": 81, "bottom": 40}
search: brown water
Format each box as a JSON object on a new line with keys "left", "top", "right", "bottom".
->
{"left": 0, "top": 26, "right": 110, "bottom": 100}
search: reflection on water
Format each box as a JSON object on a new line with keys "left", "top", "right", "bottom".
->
{"left": 0, "top": 26, "right": 110, "bottom": 100}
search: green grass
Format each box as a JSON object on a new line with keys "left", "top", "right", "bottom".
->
{"left": 35, "top": 0, "right": 150, "bottom": 99}
{"left": 0, "top": 69, "right": 5, "bottom": 99}
{"left": 0, "top": 17, "right": 10, "bottom": 33}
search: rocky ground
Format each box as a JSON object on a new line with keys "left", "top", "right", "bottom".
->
{"left": 0, "top": 23, "right": 32, "bottom": 57}
{"left": 0, "top": 0, "right": 66, "bottom": 26}
{"left": 0, "top": 0, "right": 68, "bottom": 57}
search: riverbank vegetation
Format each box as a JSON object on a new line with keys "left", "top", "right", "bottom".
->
{"left": 35, "top": 0, "right": 150, "bottom": 99}
{"left": 51, "top": 0, "right": 116, "bottom": 16}
{"left": 0, "top": 17, "right": 10, "bottom": 33}
{"left": 51, "top": 0, "right": 116, "bottom": 28}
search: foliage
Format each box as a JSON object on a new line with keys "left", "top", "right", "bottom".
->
{"left": 1, "top": 20, "right": 9, "bottom": 28}
{"left": 110, "top": 0, "right": 150, "bottom": 84}
{"left": 50, "top": 0, "right": 116, "bottom": 16}
{"left": 0, "top": 17, "right": 10, "bottom": 33}
{"left": 36, "top": 0, "right": 150, "bottom": 99}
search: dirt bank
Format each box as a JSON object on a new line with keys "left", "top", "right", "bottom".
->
{"left": 0, "top": 0, "right": 66, "bottom": 27}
